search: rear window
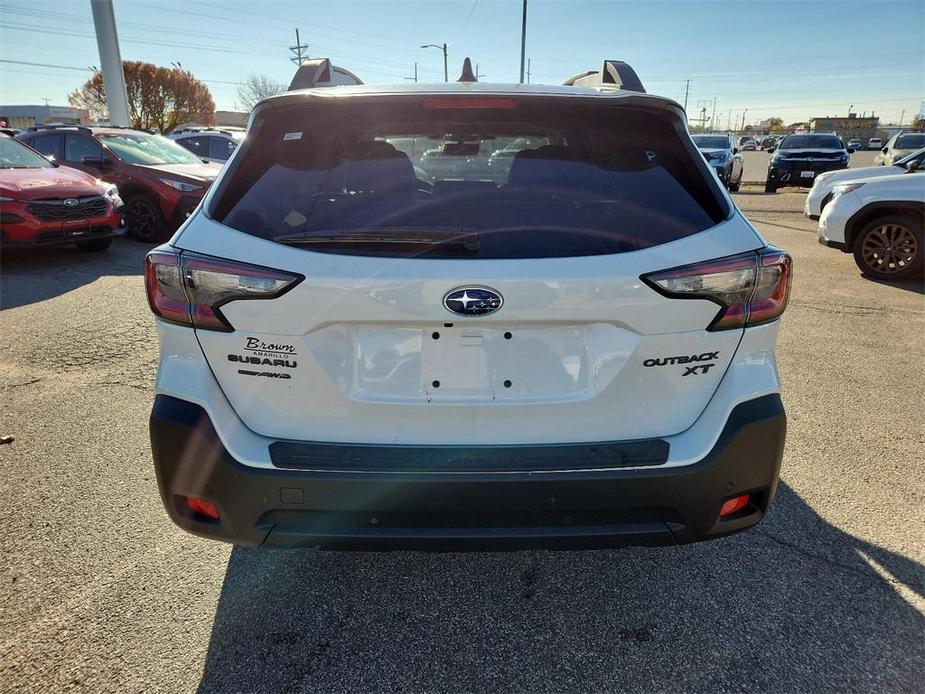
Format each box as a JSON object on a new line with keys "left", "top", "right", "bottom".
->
{"left": 210, "top": 96, "right": 727, "bottom": 259}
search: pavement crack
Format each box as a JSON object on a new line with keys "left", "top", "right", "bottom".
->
{"left": 2, "top": 378, "right": 42, "bottom": 389}
{"left": 754, "top": 528, "right": 909, "bottom": 589}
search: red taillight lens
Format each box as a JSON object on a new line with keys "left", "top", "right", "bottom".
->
{"left": 641, "top": 247, "right": 792, "bottom": 331}
{"left": 144, "top": 249, "right": 303, "bottom": 331}
{"left": 185, "top": 496, "right": 220, "bottom": 520}
{"left": 719, "top": 494, "right": 750, "bottom": 517}
{"left": 422, "top": 97, "right": 517, "bottom": 110}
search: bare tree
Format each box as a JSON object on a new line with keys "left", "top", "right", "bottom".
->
{"left": 237, "top": 74, "right": 287, "bottom": 110}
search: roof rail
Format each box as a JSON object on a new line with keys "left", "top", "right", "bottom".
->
{"left": 26, "top": 123, "right": 91, "bottom": 132}
{"left": 288, "top": 58, "right": 363, "bottom": 91}
{"left": 563, "top": 60, "right": 646, "bottom": 93}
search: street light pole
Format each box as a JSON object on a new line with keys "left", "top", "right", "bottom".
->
{"left": 519, "top": 0, "right": 528, "bottom": 84}
{"left": 90, "top": 0, "right": 130, "bottom": 127}
{"left": 421, "top": 43, "right": 448, "bottom": 82}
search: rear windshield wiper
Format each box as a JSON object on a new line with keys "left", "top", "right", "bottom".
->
{"left": 273, "top": 227, "right": 480, "bottom": 251}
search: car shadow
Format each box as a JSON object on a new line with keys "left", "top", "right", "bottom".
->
{"left": 196, "top": 483, "right": 923, "bottom": 693}
{"left": 0, "top": 239, "right": 146, "bottom": 310}
{"left": 862, "top": 275, "right": 925, "bottom": 295}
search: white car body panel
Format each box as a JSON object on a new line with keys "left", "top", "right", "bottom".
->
{"left": 818, "top": 172, "right": 925, "bottom": 246}
{"left": 172, "top": 213, "right": 765, "bottom": 445}
{"left": 804, "top": 164, "right": 913, "bottom": 218}
{"left": 153, "top": 319, "right": 782, "bottom": 470}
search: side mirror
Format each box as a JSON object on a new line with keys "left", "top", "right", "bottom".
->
{"left": 733, "top": 147, "right": 739, "bottom": 154}
{"left": 81, "top": 156, "right": 112, "bottom": 169}
{"left": 907, "top": 160, "right": 921, "bottom": 172}
{"left": 881, "top": 147, "right": 888, "bottom": 154}
{"left": 847, "top": 147, "right": 855, "bottom": 154}
{"left": 766, "top": 147, "right": 775, "bottom": 154}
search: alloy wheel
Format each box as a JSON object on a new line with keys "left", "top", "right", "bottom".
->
{"left": 860, "top": 223, "right": 918, "bottom": 274}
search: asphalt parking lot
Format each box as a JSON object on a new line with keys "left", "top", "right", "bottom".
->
{"left": 1, "top": 187, "right": 922, "bottom": 692}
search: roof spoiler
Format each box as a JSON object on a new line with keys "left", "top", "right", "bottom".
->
{"left": 563, "top": 60, "right": 646, "bottom": 93}
{"left": 288, "top": 58, "right": 363, "bottom": 91}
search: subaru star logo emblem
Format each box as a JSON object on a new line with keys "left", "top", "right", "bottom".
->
{"left": 63, "top": 198, "right": 79, "bottom": 207}
{"left": 443, "top": 287, "right": 503, "bottom": 316}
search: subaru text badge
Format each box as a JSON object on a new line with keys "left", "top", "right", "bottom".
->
{"left": 443, "top": 287, "right": 503, "bottom": 316}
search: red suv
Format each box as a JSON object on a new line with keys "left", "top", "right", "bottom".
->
{"left": 0, "top": 133, "right": 124, "bottom": 251}
{"left": 16, "top": 125, "right": 222, "bottom": 242}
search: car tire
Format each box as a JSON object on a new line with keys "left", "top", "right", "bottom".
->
{"left": 728, "top": 173, "right": 740, "bottom": 192}
{"left": 852, "top": 214, "right": 924, "bottom": 281}
{"left": 764, "top": 178, "right": 777, "bottom": 193}
{"left": 75, "top": 238, "right": 113, "bottom": 252}
{"left": 125, "top": 194, "right": 167, "bottom": 243}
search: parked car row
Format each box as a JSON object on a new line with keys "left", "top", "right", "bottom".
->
{"left": 3, "top": 125, "right": 225, "bottom": 250}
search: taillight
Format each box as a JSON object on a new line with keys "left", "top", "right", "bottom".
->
{"left": 641, "top": 247, "right": 791, "bottom": 331}
{"left": 144, "top": 248, "right": 303, "bottom": 331}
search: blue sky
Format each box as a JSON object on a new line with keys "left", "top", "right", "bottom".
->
{"left": 1, "top": 0, "right": 923, "bottom": 125}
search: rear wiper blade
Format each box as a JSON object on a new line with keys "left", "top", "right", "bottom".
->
{"left": 273, "top": 227, "right": 480, "bottom": 251}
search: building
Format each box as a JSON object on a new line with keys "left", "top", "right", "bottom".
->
{"left": 0, "top": 104, "right": 90, "bottom": 130}
{"left": 215, "top": 110, "right": 248, "bottom": 127}
{"left": 810, "top": 114, "right": 879, "bottom": 140}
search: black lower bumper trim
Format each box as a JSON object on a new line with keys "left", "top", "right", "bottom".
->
{"left": 150, "top": 394, "right": 786, "bottom": 549}
{"left": 818, "top": 236, "right": 848, "bottom": 251}
{"left": 270, "top": 437, "right": 669, "bottom": 472}
{"left": 1, "top": 225, "right": 126, "bottom": 248}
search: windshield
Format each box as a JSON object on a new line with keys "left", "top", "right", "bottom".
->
{"left": 0, "top": 136, "right": 54, "bottom": 169}
{"left": 895, "top": 134, "right": 925, "bottom": 150}
{"left": 692, "top": 135, "right": 729, "bottom": 149}
{"left": 780, "top": 135, "right": 844, "bottom": 150}
{"left": 210, "top": 98, "right": 726, "bottom": 259}
{"left": 97, "top": 133, "right": 203, "bottom": 165}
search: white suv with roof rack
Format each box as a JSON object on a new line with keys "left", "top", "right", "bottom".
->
{"left": 168, "top": 127, "right": 246, "bottom": 164}
{"left": 146, "top": 59, "right": 791, "bottom": 550}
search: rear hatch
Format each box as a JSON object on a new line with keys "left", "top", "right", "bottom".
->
{"left": 173, "top": 91, "right": 765, "bottom": 445}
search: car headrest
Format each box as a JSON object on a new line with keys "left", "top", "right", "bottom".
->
{"left": 324, "top": 141, "right": 417, "bottom": 194}
{"left": 508, "top": 145, "right": 598, "bottom": 190}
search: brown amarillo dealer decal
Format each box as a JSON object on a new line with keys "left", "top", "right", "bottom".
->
{"left": 229, "top": 337, "right": 298, "bottom": 379}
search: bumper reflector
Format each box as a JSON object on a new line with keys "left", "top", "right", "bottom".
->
{"left": 185, "top": 496, "right": 220, "bottom": 520}
{"left": 719, "top": 494, "right": 750, "bottom": 517}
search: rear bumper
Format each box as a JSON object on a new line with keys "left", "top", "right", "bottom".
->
{"left": 150, "top": 393, "right": 786, "bottom": 550}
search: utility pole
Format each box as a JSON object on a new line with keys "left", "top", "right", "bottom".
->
{"left": 519, "top": 0, "right": 528, "bottom": 83}
{"left": 405, "top": 62, "right": 418, "bottom": 83}
{"left": 711, "top": 97, "right": 717, "bottom": 131}
{"left": 290, "top": 28, "right": 309, "bottom": 65}
{"left": 421, "top": 43, "right": 448, "bottom": 82}
{"left": 90, "top": 0, "right": 130, "bottom": 127}
{"left": 526, "top": 58, "right": 531, "bottom": 84}
{"left": 740, "top": 109, "right": 748, "bottom": 132}
{"left": 683, "top": 80, "right": 690, "bottom": 111}
{"left": 475, "top": 63, "right": 486, "bottom": 80}
{"left": 899, "top": 109, "right": 905, "bottom": 128}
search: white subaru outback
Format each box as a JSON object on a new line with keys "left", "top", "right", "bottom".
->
{"left": 145, "top": 61, "right": 792, "bottom": 549}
